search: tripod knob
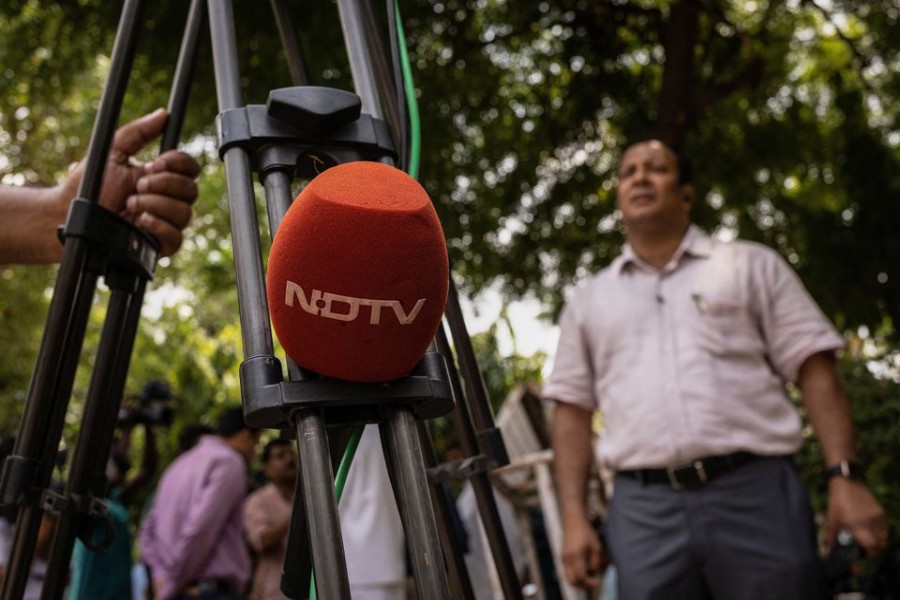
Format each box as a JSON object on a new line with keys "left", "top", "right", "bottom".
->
{"left": 267, "top": 86, "right": 362, "bottom": 137}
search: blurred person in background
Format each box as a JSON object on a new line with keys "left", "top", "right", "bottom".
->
{"left": 546, "top": 138, "right": 886, "bottom": 599}
{"left": 139, "top": 407, "right": 259, "bottom": 600}
{"left": 244, "top": 439, "right": 297, "bottom": 600}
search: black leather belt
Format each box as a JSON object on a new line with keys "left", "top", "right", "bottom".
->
{"left": 183, "top": 579, "right": 234, "bottom": 598}
{"left": 618, "top": 451, "right": 761, "bottom": 490}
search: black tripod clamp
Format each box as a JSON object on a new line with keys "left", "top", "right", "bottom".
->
{"left": 217, "top": 86, "right": 397, "bottom": 179}
{"left": 60, "top": 198, "right": 159, "bottom": 284}
{"left": 240, "top": 351, "right": 455, "bottom": 430}
{"left": 40, "top": 489, "right": 116, "bottom": 553}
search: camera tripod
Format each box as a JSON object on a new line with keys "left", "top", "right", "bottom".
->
{"left": 0, "top": 1, "right": 525, "bottom": 599}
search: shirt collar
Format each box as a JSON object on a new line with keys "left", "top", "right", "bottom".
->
{"left": 613, "top": 224, "right": 712, "bottom": 275}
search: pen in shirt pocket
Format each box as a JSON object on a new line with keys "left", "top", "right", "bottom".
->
{"left": 691, "top": 293, "right": 708, "bottom": 314}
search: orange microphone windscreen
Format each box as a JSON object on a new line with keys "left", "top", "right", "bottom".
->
{"left": 266, "top": 161, "right": 449, "bottom": 383}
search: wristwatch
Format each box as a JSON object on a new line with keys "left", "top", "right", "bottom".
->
{"left": 824, "top": 460, "right": 866, "bottom": 483}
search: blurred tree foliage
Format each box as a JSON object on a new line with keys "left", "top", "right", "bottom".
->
{"left": 0, "top": 0, "right": 898, "bottom": 535}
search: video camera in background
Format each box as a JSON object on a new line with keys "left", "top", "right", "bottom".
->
{"left": 117, "top": 380, "right": 176, "bottom": 428}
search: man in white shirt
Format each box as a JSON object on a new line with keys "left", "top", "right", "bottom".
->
{"left": 546, "top": 138, "right": 887, "bottom": 599}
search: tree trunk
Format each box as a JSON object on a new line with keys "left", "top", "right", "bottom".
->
{"left": 656, "top": 0, "right": 700, "bottom": 147}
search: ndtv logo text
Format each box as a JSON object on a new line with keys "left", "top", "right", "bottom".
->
{"left": 284, "top": 281, "right": 426, "bottom": 325}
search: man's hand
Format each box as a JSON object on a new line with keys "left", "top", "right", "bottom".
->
{"left": 796, "top": 352, "right": 890, "bottom": 559}
{"left": 561, "top": 516, "right": 605, "bottom": 590}
{"left": 151, "top": 576, "right": 168, "bottom": 600}
{"left": 552, "top": 401, "right": 603, "bottom": 589}
{"left": 825, "top": 477, "right": 888, "bottom": 558}
{"left": 58, "top": 108, "right": 200, "bottom": 257}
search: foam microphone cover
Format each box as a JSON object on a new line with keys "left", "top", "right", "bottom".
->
{"left": 266, "top": 161, "right": 449, "bottom": 383}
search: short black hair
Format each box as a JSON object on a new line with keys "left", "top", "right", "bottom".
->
{"left": 621, "top": 136, "right": 694, "bottom": 185}
{"left": 260, "top": 438, "right": 293, "bottom": 463}
{"left": 216, "top": 406, "right": 250, "bottom": 438}
{"left": 178, "top": 423, "right": 214, "bottom": 452}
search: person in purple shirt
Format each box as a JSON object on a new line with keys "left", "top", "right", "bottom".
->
{"left": 546, "top": 138, "right": 888, "bottom": 599}
{"left": 139, "top": 407, "right": 260, "bottom": 600}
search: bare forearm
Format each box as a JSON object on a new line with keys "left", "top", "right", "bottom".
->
{"left": 246, "top": 496, "right": 291, "bottom": 552}
{"left": 799, "top": 352, "right": 888, "bottom": 556}
{"left": 256, "top": 517, "right": 291, "bottom": 551}
{"left": 0, "top": 185, "right": 67, "bottom": 264}
{"left": 798, "top": 352, "right": 856, "bottom": 466}
{"left": 552, "top": 402, "right": 595, "bottom": 525}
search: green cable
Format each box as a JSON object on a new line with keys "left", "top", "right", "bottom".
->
{"left": 395, "top": 0, "right": 422, "bottom": 178}
{"left": 310, "top": 4, "right": 420, "bottom": 598}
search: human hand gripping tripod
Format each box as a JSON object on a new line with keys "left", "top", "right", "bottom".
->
{"left": 0, "top": 1, "right": 524, "bottom": 599}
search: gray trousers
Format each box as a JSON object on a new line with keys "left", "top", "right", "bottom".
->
{"left": 605, "top": 456, "right": 824, "bottom": 600}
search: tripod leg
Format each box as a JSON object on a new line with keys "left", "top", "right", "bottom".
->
{"left": 268, "top": 0, "right": 309, "bottom": 86}
{"left": 161, "top": 0, "right": 206, "bottom": 151}
{"left": 444, "top": 283, "right": 510, "bottom": 466}
{"left": 379, "top": 408, "right": 450, "bottom": 600}
{"left": 293, "top": 409, "right": 351, "bottom": 600}
{"left": 356, "top": 0, "right": 402, "bottom": 153}
{"left": 0, "top": 3, "right": 147, "bottom": 597}
{"left": 208, "top": 0, "right": 277, "bottom": 361}
{"left": 435, "top": 324, "right": 525, "bottom": 600}
{"left": 281, "top": 440, "right": 312, "bottom": 599}
{"left": 261, "top": 170, "right": 294, "bottom": 241}
{"left": 41, "top": 278, "right": 148, "bottom": 600}
{"left": 0, "top": 246, "right": 99, "bottom": 600}
{"left": 336, "top": 0, "right": 384, "bottom": 121}
{"left": 417, "top": 421, "right": 476, "bottom": 600}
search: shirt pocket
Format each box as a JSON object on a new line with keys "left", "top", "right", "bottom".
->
{"left": 690, "top": 291, "right": 759, "bottom": 355}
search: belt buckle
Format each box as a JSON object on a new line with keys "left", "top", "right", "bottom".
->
{"left": 666, "top": 465, "right": 683, "bottom": 490}
{"left": 193, "top": 580, "right": 223, "bottom": 595}
{"left": 666, "top": 461, "right": 708, "bottom": 490}
{"left": 693, "top": 460, "right": 708, "bottom": 485}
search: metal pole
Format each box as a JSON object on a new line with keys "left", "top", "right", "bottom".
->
{"left": 336, "top": 0, "right": 384, "bottom": 120}
{"left": 381, "top": 410, "right": 450, "bottom": 600}
{"left": 444, "top": 283, "right": 505, "bottom": 455}
{"left": 435, "top": 324, "right": 524, "bottom": 600}
{"left": 418, "top": 421, "right": 476, "bottom": 600}
{"left": 1, "top": 1, "right": 145, "bottom": 596}
{"left": 259, "top": 169, "right": 313, "bottom": 387}
{"left": 41, "top": 281, "right": 148, "bottom": 600}
{"left": 358, "top": 0, "right": 401, "bottom": 151}
{"left": 162, "top": 0, "right": 206, "bottom": 151}
{"left": 208, "top": 0, "right": 275, "bottom": 361}
{"left": 295, "top": 410, "right": 351, "bottom": 600}
{"left": 76, "top": 0, "right": 146, "bottom": 202}
{"left": 262, "top": 170, "right": 294, "bottom": 242}
{"left": 269, "top": 0, "right": 310, "bottom": 86}
{"left": 0, "top": 248, "right": 97, "bottom": 600}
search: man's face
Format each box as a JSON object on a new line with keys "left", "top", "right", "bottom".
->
{"left": 263, "top": 443, "right": 297, "bottom": 486}
{"left": 237, "top": 429, "right": 262, "bottom": 462}
{"left": 616, "top": 140, "right": 692, "bottom": 233}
